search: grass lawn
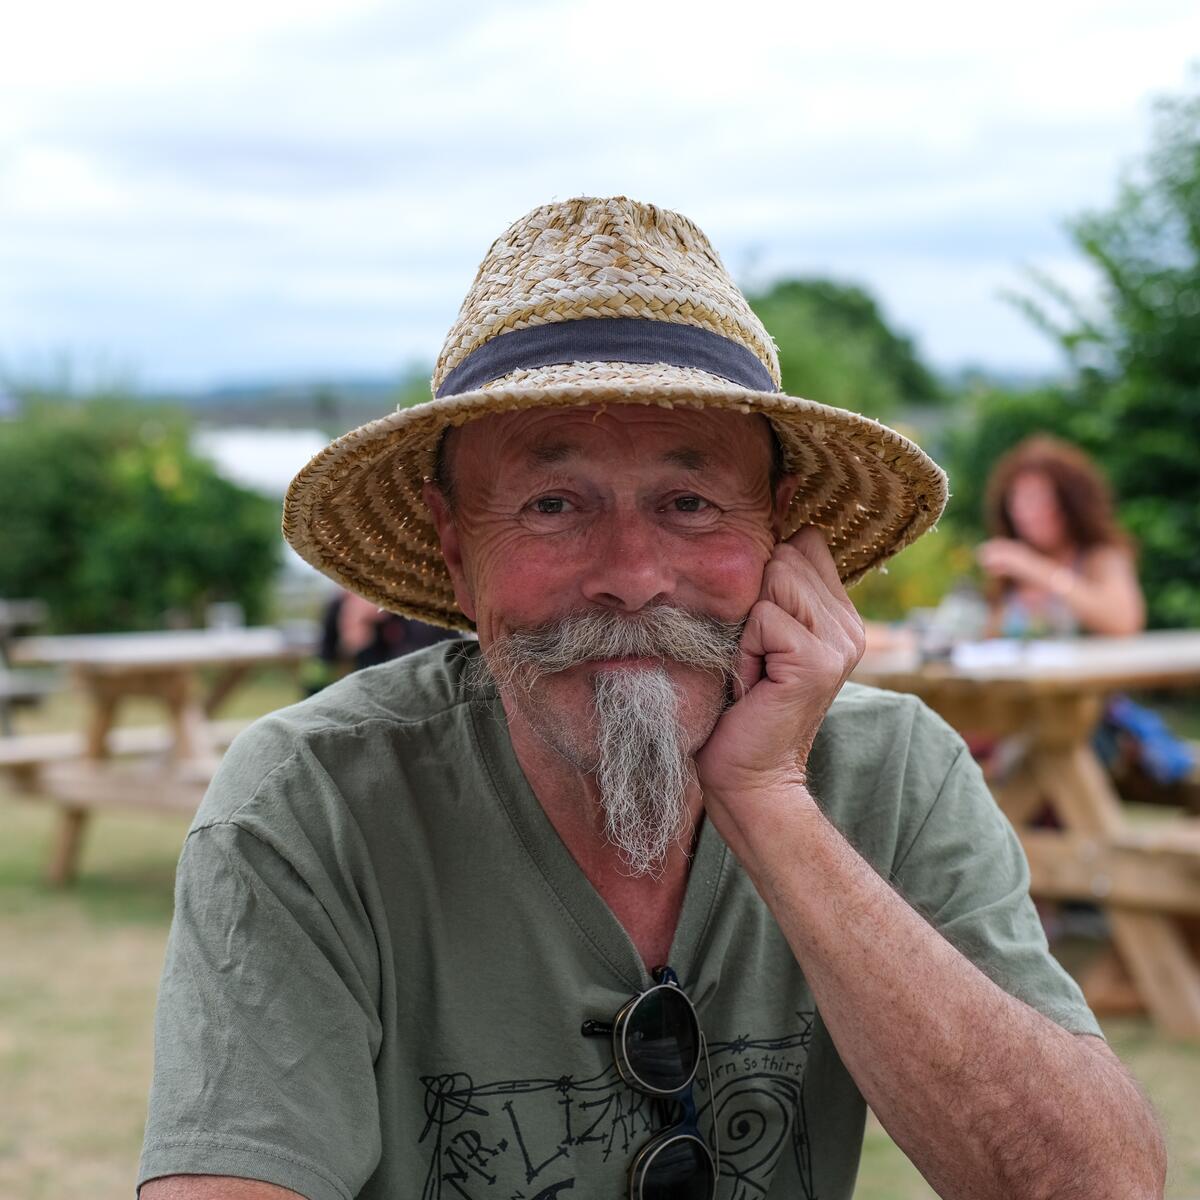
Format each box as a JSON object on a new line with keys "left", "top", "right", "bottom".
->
{"left": 1, "top": 678, "right": 1198, "bottom": 1198}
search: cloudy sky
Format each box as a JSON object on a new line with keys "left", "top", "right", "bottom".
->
{"left": 3, "top": 0, "right": 1197, "bottom": 392}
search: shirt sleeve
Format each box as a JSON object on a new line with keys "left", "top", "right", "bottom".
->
{"left": 891, "top": 726, "right": 1103, "bottom": 1038}
{"left": 138, "top": 817, "right": 384, "bottom": 1200}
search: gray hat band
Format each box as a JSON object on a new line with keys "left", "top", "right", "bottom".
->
{"left": 435, "top": 317, "right": 779, "bottom": 398}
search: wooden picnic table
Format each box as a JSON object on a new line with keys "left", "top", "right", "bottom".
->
{"left": 853, "top": 629, "right": 1200, "bottom": 1038}
{"left": 8, "top": 626, "right": 313, "bottom": 884}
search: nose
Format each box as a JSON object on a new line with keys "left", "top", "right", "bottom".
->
{"left": 578, "top": 509, "right": 676, "bottom": 612}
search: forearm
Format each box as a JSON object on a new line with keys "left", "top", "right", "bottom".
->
{"left": 1061, "top": 582, "right": 1144, "bottom": 636}
{"left": 711, "top": 787, "right": 1165, "bottom": 1200}
{"left": 1024, "top": 553, "right": 1144, "bottom": 636}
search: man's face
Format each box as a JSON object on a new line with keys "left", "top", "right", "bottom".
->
{"left": 427, "top": 404, "right": 793, "bottom": 762}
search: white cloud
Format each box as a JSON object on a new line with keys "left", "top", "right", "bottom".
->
{"left": 2, "top": 0, "right": 1197, "bottom": 388}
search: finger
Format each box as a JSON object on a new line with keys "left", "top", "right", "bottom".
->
{"left": 775, "top": 540, "right": 862, "bottom": 653}
{"left": 783, "top": 525, "right": 845, "bottom": 597}
{"left": 747, "top": 598, "right": 859, "bottom": 686}
{"left": 761, "top": 551, "right": 844, "bottom": 637}
{"left": 734, "top": 591, "right": 823, "bottom": 698}
{"left": 765, "top": 541, "right": 862, "bottom": 651}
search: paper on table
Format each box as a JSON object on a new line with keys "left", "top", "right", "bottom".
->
{"left": 951, "top": 639, "right": 1080, "bottom": 673}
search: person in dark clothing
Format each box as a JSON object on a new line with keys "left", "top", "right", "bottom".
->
{"left": 306, "top": 589, "right": 460, "bottom": 692}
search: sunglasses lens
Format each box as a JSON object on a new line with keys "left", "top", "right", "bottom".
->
{"left": 634, "top": 1133, "right": 715, "bottom": 1199}
{"left": 622, "top": 985, "right": 700, "bottom": 1092}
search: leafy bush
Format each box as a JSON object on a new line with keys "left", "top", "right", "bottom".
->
{"left": 749, "top": 279, "right": 943, "bottom": 420}
{"left": 852, "top": 524, "right": 976, "bottom": 624}
{"left": 947, "top": 79, "right": 1200, "bottom": 628}
{"left": 0, "top": 396, "right": 281, "bottom": 632}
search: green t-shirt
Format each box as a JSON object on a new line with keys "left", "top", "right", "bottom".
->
{"left": 139, "top": 640, "right": 1099, "bottom": 1200}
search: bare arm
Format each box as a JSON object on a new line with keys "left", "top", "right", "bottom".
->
{"left": 1068, "top": 545, "right": 1146, "bottom": 635}
{"left": 976, "top": 540, "right": 1145, "bottom": 636}
{"left": 141, "top": 1178, "right": 305, "bottom": 1200}
{"left": 698, "top": 527, "right": 1165, "bottom": 1199}
{"left": 710, "top": 787, "right": 1165, "bottom": 1199}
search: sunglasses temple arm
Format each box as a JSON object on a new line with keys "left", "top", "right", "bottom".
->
{"left": 580, "top": 1018, "right": 614, "bottom": 1037}
{"left": 702, "top": 1032, "right": 720, "bottom": 1181}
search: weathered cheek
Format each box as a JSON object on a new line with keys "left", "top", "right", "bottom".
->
{"left": 692, "top": 520, "right": 778, "bottom": 614}
{"left": 460, "top": 521, "right": 575, "bottom": 619}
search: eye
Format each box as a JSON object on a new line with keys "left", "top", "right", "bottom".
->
{"left": 660, "top": 493, "right": 720, "bottom": 528}
{"left": 532, "top": 496, "right": 571, "bottom": 514}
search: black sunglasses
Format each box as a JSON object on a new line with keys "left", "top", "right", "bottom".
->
{"left": 582, "top": 966, "right": 720, "bottom": 1198}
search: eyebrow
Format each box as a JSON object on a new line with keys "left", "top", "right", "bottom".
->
{"left": 526, "top": 442, "right": 577, "bottom": 467}
{"left": 660, "top": 447, "right": 709, "bottom": 471}
{"left": 524, "top": 442, "right": 712, "bottom": 471}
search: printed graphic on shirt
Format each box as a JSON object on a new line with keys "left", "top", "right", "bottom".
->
{"left": 419, "top": 1013, "right": 815, "bottom": 1199}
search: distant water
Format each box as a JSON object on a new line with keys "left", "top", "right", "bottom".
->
{"left": 195, "top": 426, "right": 334, "bottom": 583}
{"left": 194, "top": 426, "right": 329, "bottom": 498}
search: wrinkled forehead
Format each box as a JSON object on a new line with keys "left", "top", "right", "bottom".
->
{"left": 442, "top": 404, "right": 779, "bottom": 481}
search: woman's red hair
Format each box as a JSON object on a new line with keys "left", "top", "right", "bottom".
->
{"left": 984, "top": 435, "right": 1131, "bottom": 553}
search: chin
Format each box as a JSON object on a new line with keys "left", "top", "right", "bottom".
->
{"left": 518, "top": 662, "right": 724, "bottom": 769}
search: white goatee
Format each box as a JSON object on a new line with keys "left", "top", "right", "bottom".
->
{"left": 476, "top": 606, "right": 743, "bottom": 877}
{"left": 592, "top": 665, "right": 693, "bottom": 877}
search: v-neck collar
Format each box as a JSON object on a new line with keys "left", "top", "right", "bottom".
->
{"left": 467, "top": 681, "right": 731, "bottom": 994}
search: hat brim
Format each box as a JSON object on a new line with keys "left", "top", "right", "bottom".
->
{"left": 283, "top": 368, "right": 948, "bottom": 631}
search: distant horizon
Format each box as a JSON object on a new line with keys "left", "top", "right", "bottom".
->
{"left": 0, "top": 354, "right": 1070, "bottom": 401}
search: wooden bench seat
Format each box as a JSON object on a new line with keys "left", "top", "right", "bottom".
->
{"left": 0, "top": 719, "right": 248, "bottom": 784}
{"left": 4, "top": 723, "right": 250, "bottom": 885}
{"left": 36, "top": 759, "right": 213, "bottom": 814}
{"left": 1022, "top": 823, "right": 1200, "bottom": 916}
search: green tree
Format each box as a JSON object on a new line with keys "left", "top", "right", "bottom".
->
{"left": 0, "top": 396, "right": 281, "bottom": 632}
{"left": 749, "top": 278, "right": 943, "bottom": 419}
{"left": 948, "top": 78, "right": 1200, "bottom": 627}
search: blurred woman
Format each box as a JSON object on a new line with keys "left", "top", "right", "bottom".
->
{"left": 977, "top": 435, "right": 1144, "bottom": 638}
{"left": 975, "top": 437, "right": 1196, "bottom": 811}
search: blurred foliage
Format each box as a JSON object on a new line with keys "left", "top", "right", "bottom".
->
{"left": 852, "top": 526, "right": 977, "bottom": 623}
{"left": 0, "top": 395, "right": 281, "bottom": 632}
{"left": 941, "top": 381, "right": 1082, "bottom": 537}
{"left": 946, "top": 78, "right": 1200, "bottom": 628}
{"left": 749, "top": 278, "right": 944, "bottom": 418}
{"left": 396, "top": 369, "right": 432, "bottom": 410}
{"left": 747, "top": 281, "right": 967, "bottom": 619}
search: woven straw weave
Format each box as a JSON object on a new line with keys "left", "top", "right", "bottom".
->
{"left": 284, "top": 197, "right": 948, "bottom": 629}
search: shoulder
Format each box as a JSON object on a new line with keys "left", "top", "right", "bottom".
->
{"left": 810, "top": 682, "right": 969, "bottom": 846}
{"left": 194, "top": 639, "right": 484, "bottom": 826}
{"left": 819, "top": 680, "right": 960, "bottom": 762}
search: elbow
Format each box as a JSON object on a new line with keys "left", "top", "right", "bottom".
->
{"left": 1112, "top": 1138, "right": 1167, "bottom": 1200}
{"left": 1113, "top": 597, "right": 1148, "bottom": 637}
{"left": 1073, "top": 1090, "right": 1166, "bottom": 1200}
{"left": 1087, "top": 607, "right": 1145, "bottom": 637}
{"left": 1140, "top": 1119, "right": 1168, "bottom": 1200}
{"left": 991, "top": 1075, "right": 1166, "bottom": 1200}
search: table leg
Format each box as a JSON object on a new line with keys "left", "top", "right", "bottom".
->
{"left": 991, "top": 760, "right": 1047, "bottom": 827}
{"left": 85, "top": 688, "right": 120, "bottom": 759}
{"left": 203, "top": 664, "right": 252, "bottom": 717}
{"left": 48, "top": 807, "right": 89, "bottom": 886}
{"left": 1107, "top": 912, "right": 1200, "bottom": 1037}
{"left": 1079, "top": 946, "right": 1144, "bottom": 1015}
{"left": 160, "top": 672, "right": 217, "bottom": 764}
{"left": 1031, "top": 742, "right": 1200, "bottom": 1038}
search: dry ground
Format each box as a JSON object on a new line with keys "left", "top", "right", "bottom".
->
{"left": 1, "top": 678, "right": 1197, "bottom": 1199}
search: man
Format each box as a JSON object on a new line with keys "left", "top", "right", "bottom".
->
{"left": 140, "top": 197, "right": 1164, "bottom": 1199}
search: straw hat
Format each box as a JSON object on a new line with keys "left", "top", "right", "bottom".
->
{"left": 284, "top": 196, "right": 948, "bottom": 630}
